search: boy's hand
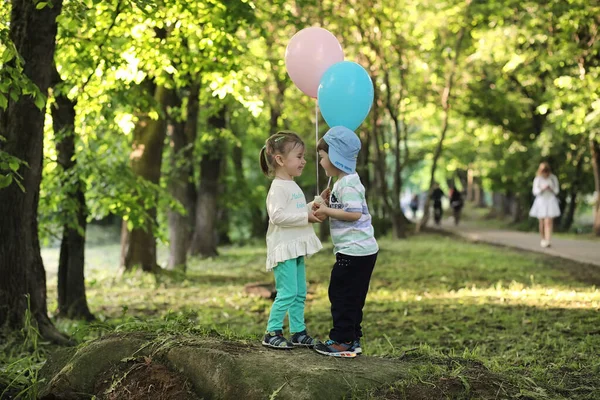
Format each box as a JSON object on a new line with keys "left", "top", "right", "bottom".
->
{"left": 314, "top": 204, "right": 329, "bottom": 220}
{"left": 308, "top": 211, "right": 323, "bottom": 223}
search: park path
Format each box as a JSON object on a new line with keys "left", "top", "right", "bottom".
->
{"left": 432, "top": 218, "right": 599, "bottom": 267}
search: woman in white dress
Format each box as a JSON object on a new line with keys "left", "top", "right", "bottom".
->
{"left": 529, "top": 162, "right": 561, "bottom": 248}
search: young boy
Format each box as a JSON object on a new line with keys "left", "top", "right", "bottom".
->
{"left": 312, "top": 126, "right": 379, "bottom": 357}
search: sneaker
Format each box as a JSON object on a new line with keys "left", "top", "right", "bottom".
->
{"left": 290, "top": 330, "right": 318, "bottom": 348}
{"left": 262, "top": 330, "right": 293, "bottom": 350}
{"left": 540, "top": 239, "right": 547, "bottom": 248}
{"left": 314, "top": 339, "right": 356, "bottom": 358}
{"left": 350, "top": 339, "right": 362, "bottom": 355}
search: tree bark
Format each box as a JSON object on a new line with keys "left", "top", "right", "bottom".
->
{"left": 383, "top": 70, "right": 410, "bottom": 239}
{"left": 560, "top": 150, "right": 585, "bottom": 231}
{"left": 473, "top": 177, "right": 486, "bottom": 208}
{"left": 466, "top": 168, "right": 474, "bottom": 202}
{"left": 417, "top": 14, "right": 469, "bottom": 232}
{"left": 591, "top": 136, "right": 600, "bottom": 236}
{"left": 120, "top": 83, "right": 171, "bottom": 273}
{"left": 51, "top": 68, "right": 93, "bottom": 320}
{"left": 167, "top": 85, "right": 199, "bottom": 271}
{"left": 189, "top": 108, "right": 226, "bottom": 257}
{"left": 0, "top": 0, "right": 68, "bottom": 343}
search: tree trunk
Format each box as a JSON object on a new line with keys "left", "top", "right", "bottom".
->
{"left": 0, "top": 0, "right": 68, "bottom": 343}
{"left": 456, "top": 169, "right": 468, "bottom": 193}
{"left": 120, "top": 83, "right": 171, "bottom": 273}
{"left": 512, "top": 194, "right": 526, "bottom": 224}
{"left": 217, "top": 148, "right": 231, "bottom": 246}
{"left": 492, "top": 193, "right": 504, "bottom": 216}
{"left": 473, "top": 177, "right": 486, "bottom": 207}
{"left": 417, "top": 16, "right": 469, "bottom": 232}
{"left": 384, "top": 70, "right": 409, "bottom": 239}
{"left": 51, "top": 69, "right": 93, "bottom": 320}
{"left": 371, "top": 76, "right": 396, "bottom": 234}
{"left": 591, "top": 136, "right": 600, "bottom": 236}
{"left": 189, "top": 108, "right": 226, "bottom": 257}
{"left": 466, "top": 168, "right": 474, "bottom": 202}
{"left": 561, "top": 151, "right": 584, "bottom": 232}
{"left": 167, "top": 85, "right": 199, "bottom": 271}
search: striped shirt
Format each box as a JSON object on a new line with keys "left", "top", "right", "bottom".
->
{"left": 329, "top": 173, "right": 378, "bottom": 256}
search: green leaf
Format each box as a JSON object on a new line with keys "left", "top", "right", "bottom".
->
{"left": 0, "top": 48, "right": 14, "bottom": 64}
{"left": 35, "top": 2, "right": 48, "bottom": 10}
{"left": 15, "top": 177, "right": 25, "bottom": 192}
{"left": 34, "top": 93, "right": 46, "bottom": 111}
{"left": 9, "top": 160, "right": 19, "bottom": 171}
{"left": 0, "top": 174, "right": 12, "bottom": 189}
{"left": 0, "top": 93, "right": 7, "bottom": 110}
{"left": 9, "top": 88, "right": 19, "bottom": 102}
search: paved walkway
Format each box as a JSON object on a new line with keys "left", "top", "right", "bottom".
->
{"left": 430, "top": 219, "right": 600, "bottom": 267}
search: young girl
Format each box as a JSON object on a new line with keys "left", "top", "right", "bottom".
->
{"left": 529, "top": 162, "right": 561, "bottom": 248}
{"left": 259, "top": 131, "right": 323, "bottom": 349}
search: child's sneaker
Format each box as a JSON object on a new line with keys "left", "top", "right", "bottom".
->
{"left": 314, "top": 339, "right": 356, "bottom": 358}
{"left": 290, "top": 330, "right": 318, "bottom": 348}
{"left": 262, "top": 330, "right": 293, "bottom": 349}
{"left": 350, "top": 339, "right": 362, "bottom": 355}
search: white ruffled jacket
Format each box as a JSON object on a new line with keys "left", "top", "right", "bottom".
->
{"left": 265, "top": 179, "right": 322, "bottom": 271}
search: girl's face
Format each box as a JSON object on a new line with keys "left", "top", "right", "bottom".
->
{"left": 319, "top": 150, "right": 339, "bottom": 177}
{"left": 275, "top": 144, "right": 306, "bottom": 179}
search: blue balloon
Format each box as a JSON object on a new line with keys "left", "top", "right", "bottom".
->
{"left": 317, "top": 61, "right": 374, "bottom": 131}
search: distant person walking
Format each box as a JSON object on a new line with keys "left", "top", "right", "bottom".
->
{"left": 449, "top": 187, "right": 464, "bottom": 226}
{"left": 431, "top": 183, "right": 445, "bottom": 226}
{"left": 409, "top": 194, "right": 419, "bottom": 219}
{"left": 529, "top": 162, "right": 561, "bottom": 248}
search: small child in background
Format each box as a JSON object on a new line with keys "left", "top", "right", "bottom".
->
{"left": 259, "top": 131, "right": 323, "bottom": 349}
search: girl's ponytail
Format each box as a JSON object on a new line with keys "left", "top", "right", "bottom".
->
{"left": 259, "top": 145, "right": 271, "bottom": 177}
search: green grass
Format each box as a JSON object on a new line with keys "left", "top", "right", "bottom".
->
{"left": 3, "top": 234, "right": 600, "bottom": 398}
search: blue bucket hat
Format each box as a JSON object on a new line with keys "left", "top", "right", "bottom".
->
{"left": 323, "top": 126, "right": 361, "bottom": 174}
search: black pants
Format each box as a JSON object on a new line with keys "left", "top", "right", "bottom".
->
{"left": 328, "top": 252, "right": 378, "bottom": 343}
{"left": 452, "top": 207, "right": 462, "bottom": 225}
{"left": 433, "top": 203, "right": 443, "bottom": 225}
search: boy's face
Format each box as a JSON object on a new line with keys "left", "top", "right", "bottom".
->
{"left": 318, "top": 150, "right": 340, "bottom": 177}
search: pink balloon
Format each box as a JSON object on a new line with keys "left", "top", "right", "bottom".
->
{"left": 285, "top": 27, "right": 344, "bottom": 98}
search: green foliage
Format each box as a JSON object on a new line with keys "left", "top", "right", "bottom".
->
{"left": 0, "top": 296, "right": 46, "bottom": 400}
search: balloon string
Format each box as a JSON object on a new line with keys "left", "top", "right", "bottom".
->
{"left": 315, "top": 101, "right": 319, "bottom": 197}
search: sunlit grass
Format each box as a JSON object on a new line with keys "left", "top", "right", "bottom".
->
{"left": 39, "top": 234, "right": 600, "bottom": 399}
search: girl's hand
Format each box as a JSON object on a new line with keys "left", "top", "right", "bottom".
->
{"left": 320, "top": 188, "right": 331, "bottom": 206}
{"left": 308, "top": 211, "right": 323, "bottom": 223}
{"left": 314, "top": 204, "right": 329, "bottom": 220}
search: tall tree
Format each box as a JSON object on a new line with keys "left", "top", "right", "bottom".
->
{"left": 418, "top": 0, "right": 472, "bottom": 231}
{"left": 0, "top": 0, "right": 68, "bottom": 342}
{"left": 167, "top": 84, "right": 199, "bottom": 270}
{"left": 50, "top": 67, "right": 93, "bottom": 320}
{"left": 591, "top": 136, "right": 600, "bottom": 236}
{"left": 120, "top": 81, "right": 172, "bottom": 272}
{"left": 189, "top": 107, "right": 226, "bottom": 257}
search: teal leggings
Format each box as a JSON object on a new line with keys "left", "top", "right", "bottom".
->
{"left": 266, "top": 256, "right": 307, "bottom": 333}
